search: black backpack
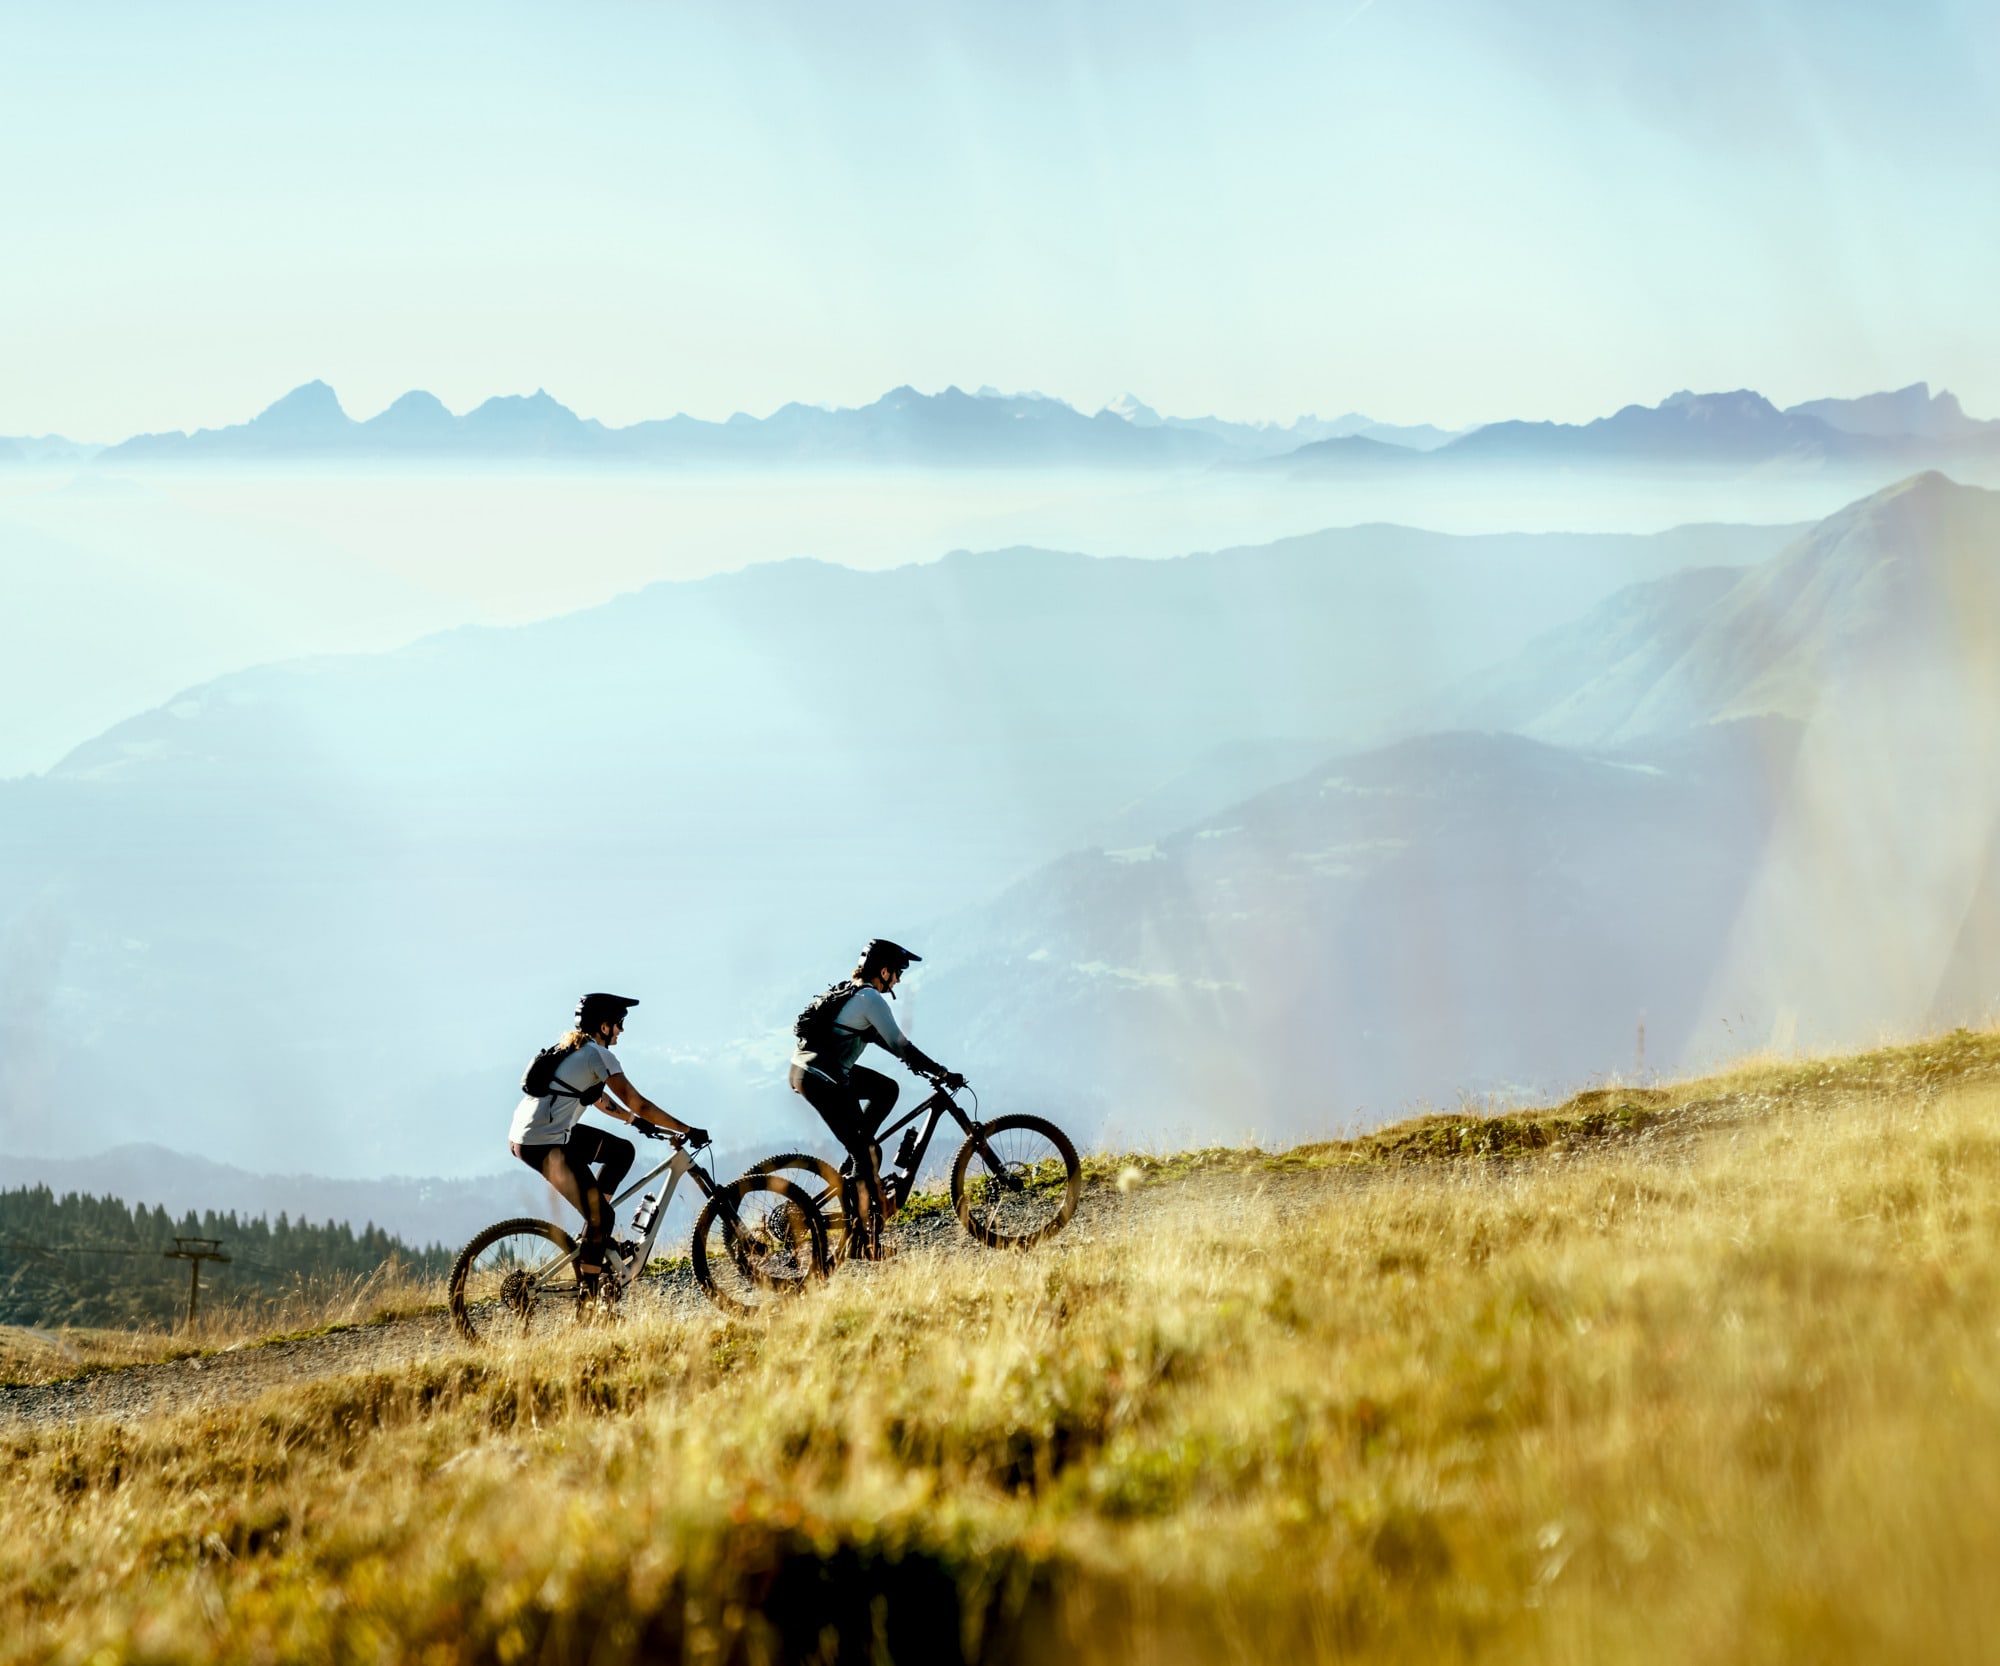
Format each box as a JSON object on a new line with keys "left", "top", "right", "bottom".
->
{"left": 793, "top": 982, "right": 861, "bottom": 1063}
{"left": 520, "top": 1041, "right": 606, "bottom": 1105}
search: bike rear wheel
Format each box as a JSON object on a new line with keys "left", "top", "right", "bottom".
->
{"left": 951, "top": 1114, "right": 1081, "bottom": 1249}
{"left": 692, "top": 1174, "right": 830, "bottom": 1317}
{"left": 742, "top": 1153, "right": 853, "bottom": 1265}
{"left": 449, "top": 1217, "right": 585, "bottom": 1344}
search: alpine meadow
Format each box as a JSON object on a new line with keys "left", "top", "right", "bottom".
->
{"left": 9, "top": 1034, "right": 2000, "bottom": 1662}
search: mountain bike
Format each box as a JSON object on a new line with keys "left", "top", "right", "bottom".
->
{"left": 448, "top": 1125, "right": 827, "bottom": 1338}
{"left": 747, "top": 1075, "right": 1080, "bottom": 1264}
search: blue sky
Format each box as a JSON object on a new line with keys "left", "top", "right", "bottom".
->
{"left": 3, "top": 0, "right": 1996, "bottom": 437}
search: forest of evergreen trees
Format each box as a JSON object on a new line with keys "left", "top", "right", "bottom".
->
{"left": 0, "top": 1185, "right": 452, "bottom": 1329}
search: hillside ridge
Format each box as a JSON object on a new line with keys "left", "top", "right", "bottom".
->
{"left": 8, "top": 1024, "right": 1996, "bottom": 1412}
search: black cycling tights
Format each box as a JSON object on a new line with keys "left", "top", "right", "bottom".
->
{"left": 512, "top": 1124, "right": 635, "bottom": 1248}
{"left": 798, "top": 1064, "right": 900, "bottom": 1172}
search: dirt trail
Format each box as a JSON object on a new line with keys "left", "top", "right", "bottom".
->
{"left": 0, "top": 1177, "right": 1220, "bottom": 1432}
{"left": 0, "top": 1313, "right": 463, "bottom": 1431}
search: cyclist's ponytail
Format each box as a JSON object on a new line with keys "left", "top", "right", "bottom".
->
{"left": 558, "top": 1027, "right": 591, "bottom": 1051}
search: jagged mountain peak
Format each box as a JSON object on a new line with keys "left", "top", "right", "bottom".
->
{"left": 362, "top": 390, "right": 455, "bottom": 431}
{"left": 252, "top": 380, "right": 349, "bottom": 429}
{"left": 468, "top": 387, "right": 573, "bottom": 414}
{"left": 1785, "top": 384, "right": 1988, "bottom": 441}
{"left": 1654, "top": 387, "right": 1782, "bottom": 418}
{"left": 1106, "top": 392, "right": 1163, "bottom": 427}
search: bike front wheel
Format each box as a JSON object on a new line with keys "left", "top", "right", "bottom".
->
{"left": 950, "top": 1114, "right": 1081, "bottom": 1249}
{"left": 692, "top": 1174, "right": 830, "bottom": 1317}
{"left": 449, "top": 1217, "right": 583, "bottom": 1344}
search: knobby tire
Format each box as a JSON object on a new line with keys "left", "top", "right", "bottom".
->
{"left": 950, "top": 1113, "right": 1081, "bottom": 1249}
{"left": 691, "top": 1173, "right": 831, "bottom": 1317}
{"left": 448, "top": 1216, "right": 578, "bottom": 1344}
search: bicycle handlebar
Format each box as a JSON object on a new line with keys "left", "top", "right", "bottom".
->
{"left": 632, "top": 1120, "right": 707, "bottom": 1148}
{"left": 636, "top": 1128, "right": 716, "bottom": 1152}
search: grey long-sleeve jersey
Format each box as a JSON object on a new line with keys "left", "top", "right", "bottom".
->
{"left": 790, "top": 986, "right": 921, "bottom": 1084}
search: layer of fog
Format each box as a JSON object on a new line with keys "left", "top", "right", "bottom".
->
{"left": 0, "top": 458, "right": 1942, "bottom": 778}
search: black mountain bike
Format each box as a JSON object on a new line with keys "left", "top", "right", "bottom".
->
{"left": 748, "top": 1076, "right": 1080, "bottom": 1264}
{"left": 448, "top": 1125, "right": 828, "bottom": 1337}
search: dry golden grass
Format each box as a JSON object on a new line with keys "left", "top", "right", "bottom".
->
{"left": 7, "top": 1031, "right": 2000, "bottom": 1663}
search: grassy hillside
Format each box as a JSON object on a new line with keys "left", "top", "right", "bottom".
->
{"left": 7, "top": 1031, "right": 2000, "bottom": 1663}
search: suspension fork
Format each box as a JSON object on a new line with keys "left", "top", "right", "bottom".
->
{"left": 951, "top": 1105, "right": 1025, "bottom": 1192}
{"left": 685, "top": 1160, "right": 746, "bottom": 1226}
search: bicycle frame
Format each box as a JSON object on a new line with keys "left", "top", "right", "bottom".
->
{"left": 541, "top": 1135, "right": 720, "bottom": 1290}
{"left": 872, "top": 1085, "right": 1012, "bottom": 1207}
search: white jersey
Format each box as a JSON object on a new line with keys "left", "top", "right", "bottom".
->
{"left": 790, "top": 986, "right": 909, "bottom": 1083}
{"left": 509, "top": 1041, "right": 623, "bottom": 1146}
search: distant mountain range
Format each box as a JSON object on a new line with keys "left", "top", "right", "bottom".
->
{"left": 6, "top": 379, "right": 1986, "bottom": 473}
{"left": 1277, "top": 387, "right": 2000, "bottom": 477}
{"left": 84, "top": 381, "right": 1450, "bottom": 469}
{"left": 7, "top": 468, "right": 1997, "bottom": 1222}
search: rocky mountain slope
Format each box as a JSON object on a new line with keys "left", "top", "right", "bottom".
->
{"left": 1458, "top": 471, "right": 2000, "bottom": 747}
{"left": 917, "top": 474, "right": 2000, "bottom": 1135}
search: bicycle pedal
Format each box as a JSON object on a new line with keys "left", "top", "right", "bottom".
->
{"left": 575, "top": 1275, "right": 621, "bottom": 1318}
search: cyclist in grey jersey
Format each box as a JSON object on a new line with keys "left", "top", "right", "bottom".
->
{"left": 791, "top": 983, "right": 910, "bottom": 1077}
{"left": 791, "top": 939, "right": 962, "bottom": 1253}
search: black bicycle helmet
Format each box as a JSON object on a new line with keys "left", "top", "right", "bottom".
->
{"left": 574, "top": 992, "right": 640, "bottom": 1033}
{"left": 855, "top": 940, "right": 922, "bottom": 981}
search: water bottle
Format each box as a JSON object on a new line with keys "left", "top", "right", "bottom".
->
{"left": 629, "top": 1191, "right": 661, "bottom": 1238}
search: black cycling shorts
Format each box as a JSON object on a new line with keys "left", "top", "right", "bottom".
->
{"left": 511, "top": 1123, "right": 635, "bottom": 1239}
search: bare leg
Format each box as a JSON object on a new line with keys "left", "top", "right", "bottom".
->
{"left": 537, "top": 1147, "right": 610, "bottom": 1265}
{"left": 537, "top": 1146, "right": 590, "bottom": 1221}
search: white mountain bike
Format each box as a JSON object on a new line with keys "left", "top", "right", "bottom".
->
{"left": 448, "top": 1125, "right": 827, "bottom": 1336}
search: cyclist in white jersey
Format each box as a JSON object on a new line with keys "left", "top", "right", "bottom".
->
{"left": 509, "top": 992, "right": 707, "bottom": 1281}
